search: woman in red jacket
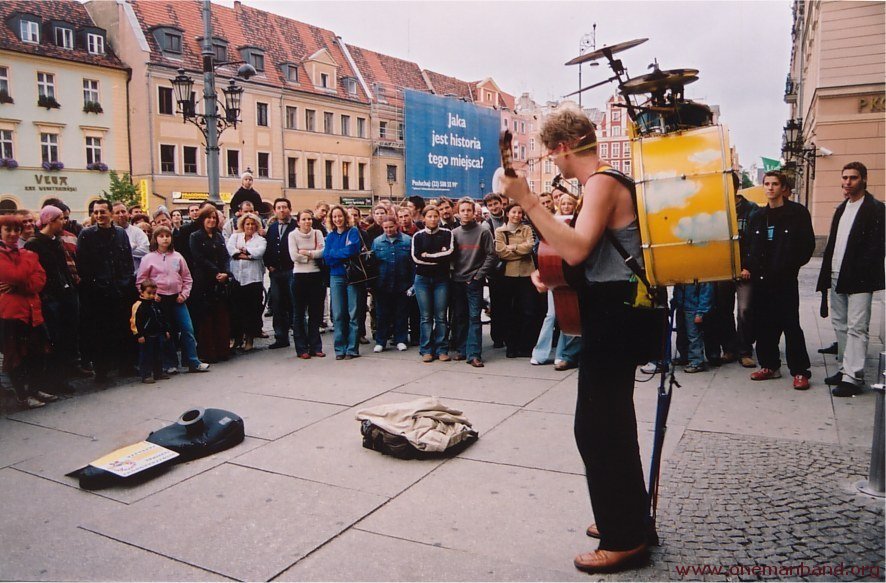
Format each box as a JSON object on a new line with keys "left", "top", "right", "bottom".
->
{"left": 0, "top": 214, "right": 54, "bottom": 408}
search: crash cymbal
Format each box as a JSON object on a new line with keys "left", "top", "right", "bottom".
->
{"left": 565, "top": 38, "right": 648, "bottom": 66}
{"left": 622, "top": 71, "right": 699, "bottom": 95}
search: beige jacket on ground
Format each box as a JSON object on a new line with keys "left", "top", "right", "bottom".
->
{"left": 356, "top": 397, "right": 476, "bottom": 452}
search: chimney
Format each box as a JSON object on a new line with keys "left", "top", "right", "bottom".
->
{"left": 234, "top": 0, "right": 241, "bottom": 8}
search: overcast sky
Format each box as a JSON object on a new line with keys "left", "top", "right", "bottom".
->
{"left": 220, "top": 0, "right": 793, "bottom": 169}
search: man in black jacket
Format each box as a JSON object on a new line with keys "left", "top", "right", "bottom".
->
{"left": 745, "top": 171, "right": 815, "bottom": 390}
{"left": 816, "top": 162, "right": 885, "bottom": 397}
{"left": 76, "top": 199, "right": 135, "bottom": 382}
{"left": 264, "top": 198, "right": 298, "bottom": 349}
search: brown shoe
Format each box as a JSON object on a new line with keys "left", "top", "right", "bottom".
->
{"left": 451, "top": 353, "right": 465, "bottom": 361}
{"left": 554, "top": 360, "right": 576, "bottom": 371}
{"left": 422, "top": 354, "right": 435, "bottom": 363}
{"left": 739, "top": 356, "right": 756, "bottom": 368}
{"left": 573, "top": 544, "right": 648, "bottom": 574}
{"left": 468, "top": 358, "right": 484, "bottom": 368}
{"left": 437, "top": 354, "right": 451, "bottom": 362}
{"left": 586, "top": 523, "right": 600, "bottom": 538}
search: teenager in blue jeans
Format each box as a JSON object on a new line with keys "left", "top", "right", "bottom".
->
{"left": 324, "top": 206, "right": 362, "bottom": 359}
{"left": 411, "top": 205, "right": 454, "bottom": 362}
{"left": 371, "top": 217, "right": 414, "bottom": 353}
{"left": 672, "top": 282, "right": 714, "bottom": 373}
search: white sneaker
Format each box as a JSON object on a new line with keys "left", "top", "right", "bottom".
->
{"left": 396, "top": 343, "right": 408, "bottom": 351}
{"left": 164, "top": 367, "right": 179, "bottom": 375}
{"left": 640, "top": 361, "right": 664, "bottom": 374}
{"left": 373, "top": 345, "right": 384, "bottom": 353}
{"left": 189, "top": 363, "right": 210, "bottom": 372}
{"left": 530, "top": 358, "right": 541, "bottom": 365}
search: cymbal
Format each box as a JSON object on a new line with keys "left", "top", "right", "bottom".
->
{"left": 565, "top": 38, "right": 648, "bottom": 66}
{"left": 622, "top": 70, "right": 699, "bottom": 95}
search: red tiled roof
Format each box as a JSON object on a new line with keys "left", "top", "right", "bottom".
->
{"left": 346, "top": 43, "right": 429, "bottom": 103}
{"left": 423, "top": 69, "right": 474, "bottom": 102}
{"left": 499, "top": 91, "right": 515, "bottom": 111}
{"left": 0, "top": 0, "right": 126, "bottom": 70}
{"left": 130, "top": 0, "right": 368, "bottom": 103}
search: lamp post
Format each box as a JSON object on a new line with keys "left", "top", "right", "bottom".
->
{"left": 170, "top": 0, "right": 255, "bottom": 205}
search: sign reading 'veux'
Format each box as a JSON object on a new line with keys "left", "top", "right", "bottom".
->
{"left": 404, "top": 90, "right": 499, "bottom": 198}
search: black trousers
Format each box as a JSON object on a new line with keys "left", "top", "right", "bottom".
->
{"left": 704, "top": 281, "right": 739, "bottom": 359}
{"left": 488, "top": 273, "right": 507, "bottom": 345}
{"left": 80, "top": 286, "right": 131, "bottom": 376}
{"left": 291, "top": 272, "right": 325, "bottom": 355}
{"left": 499, "top": 276, "right": 537, "bottom": 355}
{"left": 576, "top": 283, "right": 649, "bottom": 551}
{"left": 230, "top": 281, "right": 264, "bottom": 341}
{"left": 753, "top": 278, "right": 811, "bottom": 377}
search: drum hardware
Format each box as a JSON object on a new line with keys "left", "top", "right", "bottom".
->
{"left": 564, "top": 37, "right": 647, "bottom": 120}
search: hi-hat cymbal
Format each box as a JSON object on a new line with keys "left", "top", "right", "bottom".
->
{"left": 565, "top": 38, "right": 648, "bottom": 66}
{"left": 622, "top": 69, "right": 699, "bottom": 95}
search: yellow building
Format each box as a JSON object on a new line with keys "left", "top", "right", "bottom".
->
{"left": 784, "top": 0, "right": 885, "bottom": 236}
{"left": 88, "top": 0, "right": 373, "bottom": 213}
{"left": 0, "top": 0, "right": 130, "bottom": 219}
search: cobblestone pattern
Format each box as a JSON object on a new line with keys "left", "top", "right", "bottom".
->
{"left": 620, "top": 430, "right": 885, "bottom": 581}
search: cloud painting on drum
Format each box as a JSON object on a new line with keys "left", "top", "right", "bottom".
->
{"left": 673, "top": 211, "right": 730, "bottom": 244}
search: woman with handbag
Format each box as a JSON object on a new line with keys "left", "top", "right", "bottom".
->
{"left": 494, "top": 203, "right": 538, "bottom": 358}
{"left": 189, "top": 206, "right": 232, "bottom": 363}
{"left": 288, "top": 209, "right": 326, "bottom": 359}
{"left": 347, "top": 207, "right": 372, "bottom": 346}
{"left": 226, "top": 213, "right": 266, "bottom": 352}
{"left": 324, "top": 206, "right": 363, "bottom": 359}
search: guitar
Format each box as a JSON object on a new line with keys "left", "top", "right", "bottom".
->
{"left": 499, "top": 131, "right": 582, "bottom": 336}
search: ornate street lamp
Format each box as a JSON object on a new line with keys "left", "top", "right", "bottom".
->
{"left": 169, "top": 0, "right": 256, "bottom": 205}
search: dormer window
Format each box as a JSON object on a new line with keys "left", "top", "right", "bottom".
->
{"left": 87, "top": 33, "right": 104, "bottom": 55}
{"left": 343, "top": 77, "right": 357, "bottom": 96}
{"left": 213, "top": 42, "right": 227, "bottom": 63}
{"left": 55, "top": 26, "right": 73, "bottom": 49}
{"left": 20, "top": 19, "right": 39, "bottom": 44}
{"left": 151, "top": 27, "right": 184, "bottom": 56}
{"left": 281, "top": 63, "right": 298, "bottom": 83}
{"left": 320, "top": 73, "right": 329, "bottom": 88}
{"left": 240, "top": 47, "right": 265, "bottom": 72}
{"left": 164, "top": 32, "right": 181, "bottom": 53}
{"left": 375, "top": 84, "right": 387, "bottom": 103}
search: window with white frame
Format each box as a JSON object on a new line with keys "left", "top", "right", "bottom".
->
{"left": 305, "top": 109, "right": 316, "bottom": 131}
{"left": 20, "top": 20, "right": 39, "bottom": 44}
{"left": 55, "top": 27, "right": 73, "bottom": 49}
{"left": 257, "top": 152, "right": 269, "bottom": 178}
{"left": 287, "top": 157, "right": 297, "bottom": 188}
{"left": 0, "top": 67, "right": 9, "bottom": 95}
{"left": 323, "top": 112, "right": 333, "bottom": 134}
{"left": 87, "top": 33, "right": 105, "bottom": 55}
{"left": 611, "top": 159, "right": 621, "bottom": 171}
{"left": 0, "top": 130, "right": 13, "bottom": 159}
{"left": 85, "top": 136, "right": 102, "bottom": 165}
{"left": 599, "top": 143, "right": 608, "bottom": 158}
{"left": 37, "top": 73, "right": 55, "bottom": 98}
{"left": 544, "top": 159, "right": 552, "bottom": 174}
{"left": 623, "top": 142, "right": 631, "bottom": 158}
{"left": 623, "top": 160, "right": 631, "bottom": 174}
{"left": 285, "top": 106, "right": 297, "bottom": 129}
{"left": 256, "top": 102, "right": 268, "bottom": 126}
{"left": 83, "top": 79, "right": 99, "bottom": 105}
{"left": 529, "top": 138, "right": 535, "bottom": 152}
{"left": 320, "top": 73, "right": 329, "bottom": 88}
{"left": 160, "top": 144, "right": 175, "bottom": 173}
{"left": 611, "top": 142, "right": 620, "bottom": 158}
{"left": 183, "top": 146, "right": 198, "bottom": 174}
{"left": 544, "top": 181, "right": 551, "bottom": 192}
{"left": 40, "top": 133, "right": 59, "bottom": 163}
{"left": 612, "top": 125, "right": 621, "bottom": 137}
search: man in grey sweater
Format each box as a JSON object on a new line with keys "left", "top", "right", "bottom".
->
{"left": 451, "top": 197, "right": 497, "bottom": 367}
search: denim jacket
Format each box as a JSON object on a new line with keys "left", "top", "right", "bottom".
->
{"left": 371, "top": 233, "right": 414, "bottom": 294}
{"left": 671, "top": 282, "right": 714, "bottom": 315}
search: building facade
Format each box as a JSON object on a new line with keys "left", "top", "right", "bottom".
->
{"left": 0, "top": 0, "right": 129, "bottom": 218}
{"left": 784, "top": 0, "right": 885, "bottom": 235}
{"left": 88, "top": 0, "right": 373, "bottom": 213}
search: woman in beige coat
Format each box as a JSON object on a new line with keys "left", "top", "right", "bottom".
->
{"left": 494, "top": 203, "right": 537, "bottom": 358}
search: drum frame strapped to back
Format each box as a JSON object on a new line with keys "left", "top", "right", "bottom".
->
{"left": 632, "top": 124, "right": 741, "bottom": 286}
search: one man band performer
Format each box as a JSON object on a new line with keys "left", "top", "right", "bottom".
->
{"left": 502, "top": 105, "right": 650, "bottom": 574}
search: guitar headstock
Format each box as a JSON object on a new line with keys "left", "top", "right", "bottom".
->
{"left": 499, "top": 130, "right": 518, "bottom": 178}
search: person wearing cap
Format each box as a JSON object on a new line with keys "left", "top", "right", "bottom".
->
{"left": 229, "top": 171, "right": 262, "bottom": 219}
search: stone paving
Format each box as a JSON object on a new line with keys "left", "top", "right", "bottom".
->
{"left": 0, "top": 259, "right": 884, "bottom": 581}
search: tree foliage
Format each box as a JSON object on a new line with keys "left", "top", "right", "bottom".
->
{"left": 102, "top": 171, "right": 139, "bottom": 207}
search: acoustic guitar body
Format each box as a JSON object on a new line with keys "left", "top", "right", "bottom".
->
{"left": 536, "top": 217, "right": 583, "bottom": 337}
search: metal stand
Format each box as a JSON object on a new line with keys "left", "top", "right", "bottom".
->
{"left": 856, "top": 352, "right": 885, "bottom": 498}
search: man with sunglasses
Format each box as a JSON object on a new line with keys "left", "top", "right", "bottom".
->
{"left": 502, "top": 105, "right": 651, "bottom": 574}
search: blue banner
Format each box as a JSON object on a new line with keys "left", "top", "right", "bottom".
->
{"left": 404, "top": 89, "right": 500, "bottom": 199}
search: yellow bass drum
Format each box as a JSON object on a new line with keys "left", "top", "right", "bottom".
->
{"left": 632, "top": 124, "right": 740, "bottom": 287}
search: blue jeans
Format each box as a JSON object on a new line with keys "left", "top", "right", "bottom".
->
{"left": 684, "top": 310, "right": 705, "bottom": 366}
{"left": 374, "top": 288, "right": 409, "bottom": 347}
{"left": 451, "top": 279, "right": 483, "bottom": 360}
{"left": 414, "top": 275, "right": 449, "bottom": 356}
{"left": 532, "top": 291, "right": 582, "bottom": 364}
{"left": 159, "top": 296, "right": 202, "bottom": 369}
{"left": 330, "top": 275, "right": 361, "bottom": 356}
